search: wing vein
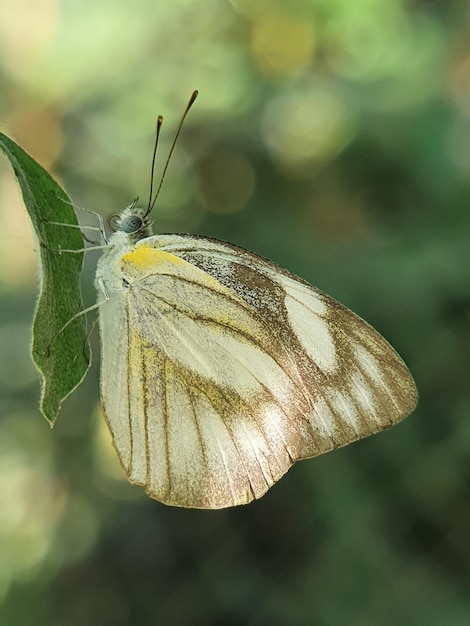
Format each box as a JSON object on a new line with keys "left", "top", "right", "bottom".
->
{"left": 125, "top": 302, "right": 133, "bottom": 474}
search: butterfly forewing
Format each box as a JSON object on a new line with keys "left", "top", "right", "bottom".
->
{"left": 97, "top": 233, "right": 417, "bottom": 509}
{"left": 155, "top": 234, "right": 417, "bottom": 426}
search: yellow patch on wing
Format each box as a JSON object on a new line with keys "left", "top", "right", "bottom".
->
{"left": 121, "top": 244, "right": 229, "bottom": 295}
{"left": 121, "top": 245, "right": 187, "bottom": 269}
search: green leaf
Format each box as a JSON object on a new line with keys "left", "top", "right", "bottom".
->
{"left": 0, "top": 133, "right": 91, "bottom": 424}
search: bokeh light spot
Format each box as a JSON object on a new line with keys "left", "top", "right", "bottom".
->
{"left": 261, "top": 88, "right": 354, "bottom": 169}
{"left": 251, "top": 13, "right": 316, "bottom": 76}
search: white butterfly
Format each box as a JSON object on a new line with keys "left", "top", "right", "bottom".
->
{"left": 94, "top": 199, "right": 417, "bottom": 509}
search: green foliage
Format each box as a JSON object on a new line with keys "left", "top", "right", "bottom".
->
{"left": 0, "top": 134, "right": 90, "bottom": 424}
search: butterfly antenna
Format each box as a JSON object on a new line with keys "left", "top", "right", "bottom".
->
{"left": 145, "top": 115, "right": 164, "bottom": 215}
{"left": 144, "top": 89, "right": 198, "bottom": 218}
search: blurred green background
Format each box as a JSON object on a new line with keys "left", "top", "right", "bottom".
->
{"left": 1, "top": 0, "right": 469, "bottom": 624}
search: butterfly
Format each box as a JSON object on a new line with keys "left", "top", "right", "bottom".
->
{"left": 90, "top": 92, "right": 418, "bottom": 509}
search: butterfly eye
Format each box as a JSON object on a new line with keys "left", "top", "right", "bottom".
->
{"left": 120, "top": 215, "right": 143, "bottom": 234}
{"left": 107, "top": 213, "right": 143, "bottom": 234}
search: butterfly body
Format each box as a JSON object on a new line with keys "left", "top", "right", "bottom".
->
{"left": 95, "top": 202, "right": 417, "bottom": 509}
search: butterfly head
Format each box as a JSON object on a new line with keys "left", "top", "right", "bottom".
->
{"left": 109, "top": 198, "right": 153, "bottom": 243}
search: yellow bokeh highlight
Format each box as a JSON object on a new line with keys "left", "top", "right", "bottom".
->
{"left": 5, "top": 106, "right": 64, "bottom": 170}
{"left": 251, "top": 13, "right": 316, "bottom": 76}
{"left": 0, "top": 169, "right": 37, "bottom": 289}
{"left": 261, "top": 88, "right": 354, "bottom": 168}
{"left": 0, "top": 0, "right": 59, "bottom": 79}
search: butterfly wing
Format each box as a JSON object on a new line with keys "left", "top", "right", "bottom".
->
{"left": 98, "top": 235, "right": 417, "bottom": 509}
